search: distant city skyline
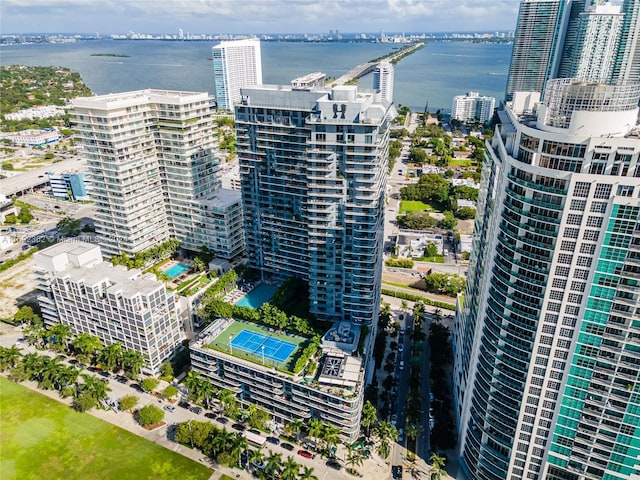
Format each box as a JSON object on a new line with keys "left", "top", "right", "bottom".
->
{"left": 1, "top": 0, "right": 523, "bottom": 35}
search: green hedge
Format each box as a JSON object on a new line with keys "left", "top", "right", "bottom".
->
{"left": 381, "top": 288, "right": 456, "bottom": 311}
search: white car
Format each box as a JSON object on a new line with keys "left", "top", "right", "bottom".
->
{"left": 398, "top": 429, "right": 404, "bottom": 442}
{"left": 398, "top": 344, "right": 404, "bottom": 353}
{"left": 399, "top": 360, "right": 405, "bottom": 371}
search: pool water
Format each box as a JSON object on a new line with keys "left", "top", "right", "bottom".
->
{"left": 235, "top": 284, "right": 279, "bottom": 309}
{"left": 163, "top": 263, "right": 190, "bottom": 279}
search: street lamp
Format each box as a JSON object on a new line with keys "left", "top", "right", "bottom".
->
{"left": 229, "top": 334, "right": 234, "bottom": 355}
{"left": 261, "top": 345, "right": 265, "bottom": 365}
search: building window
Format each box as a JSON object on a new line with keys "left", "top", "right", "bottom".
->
{"left": 567, "top": 214, "right": 583, "bottom": 225}
{"left": 570, "top": 199, "right": 586, "bottom": 211}
{"left": 577, "top": 256, "right": 592, "bottom": 267}
{"left": 555, "top": 266, "right": 570, "bottom": 277}
{"left": 617, "top": 185, "right": 634, "bottom": 197}
{"left": 594, "top": 184, "right": 612, "bottom": 199}
{"left": 570, "top": 281, "right": 586, "bottom": 292}
{"left": 563, "top": 228, "right": 580, "bottom": 239}
{"left": 573, "top": 182, "right": 591, "bottom": 197}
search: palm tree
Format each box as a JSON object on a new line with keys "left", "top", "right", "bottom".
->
{"left": 290, "top": 418, "right": 305, "bottom": 441}
{"left": 211, "top": 428, "right": 232, "bottom": 459}
{"left": 345, "top": 448, "right": 364, "bottom": 474}
{"left": 21, "top": 352, "right": 44, "bottom": 380}
{"left": 249, "top": 446, "right": 266, "bottom": 470}
{"left": 281, "top": 456, "right": 299, "bottom": 480}
{"left": 184, "top": 370, "right": 203, "bottom": 403}
{"left": 198, "top": 378, "right": 217, "bottom": 410}
{"left": 406, "top": 423, "right": 420, "bottom": 442}
{"left": 121, "top": 350, "right": 145, "bottom": 379}
{"left": 361, "top": 400, "right": 378, "bottom": 438}
{"left": 57, "top": 365, "right": 80, "bottom": 391}
{"left": 375, "top": 420, "right": 398, "bottom": 459}
{"left": 73, "top": 332, "right": 104, "bottom": 363}
{"left": 47, "top": 323, "right": 72, "bottom": 352}
{"left": 39, "top": 356, "right": 65, "bottom": 390}
{"left": 24, "top": 322, "right": 46, "bottom": 348}
{"left": 229, "top": 433, "right": 248, "bottom": 468}
{"left": 79, "top": 373, "right": 111, "bottom": 402}
{"left": 320, "top": 423, "right": 341, "bottom": 456}
{"left": 307, "top": 417, "right": 323, "bottom": 447}
{"left": 0, "top": 345, "right": 23, "bottom": 371}
{"left": 193, "top": 257, "right": 206, "bottom": 273}
{"left": 98, "top": 343, "right": 122, "bottom": 372}
{"left": 73, "top": 333, "right": 103, "bottom": 365}
{"left": 429, "top": 453, "right": 446, "bottom": 480}
{"left": 264, "top": 452, "right": 283, "bottom": 480}
{"left": 298, "top": 466, "right": 319, "bottom": 480}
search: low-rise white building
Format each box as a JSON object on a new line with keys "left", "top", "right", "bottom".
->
{"left": 451, "top": 92, "right": 496, "bottom": 124}
{"left": 34, "top": 242, "right": 184, "bottom": 375}
{"left": 7, "top": 128, "right": 61, "bottom": 147}
{"left": 4, "top": 105, "right": 65, "bottom": 121}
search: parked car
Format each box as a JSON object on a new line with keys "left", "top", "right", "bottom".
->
{"left": 204, "top": 412, "right": 217, "bottom": 419}
{"left": 178, "top": 401, "right": 191, "bottom": 409}
{"left": 399, "top": 360, "right": 405, "bottom": 371}
{"left": 163, "top": 405, "right": 176, "bottom": 412}
{"left": 297, "top": 450, "right": 314, "bottom": 460}
{"left": 248, "top": 428, "right": 261, "bottom": 435}
{"left": 266, "top": 436, "right": 280, "bottom": 445}
{"left": 326, "top": 459, "right": 341, "bottom": 470}
{"left": 190, "top": 406, "right": 203, "bottom": 414}
{"left": 232, "top": 423, "right": 246, "bottom": 431}
{"left": 398, "top": 428, "right": 404, "bottom": 442}
{"left": 398, "top": 343, "right": 404, "bottom": 353}
{"left": 391, "top": 414, "right": 397, "bottom": 426}
{"left": 216, "top": 417, "right": 229, "bottom": 425}
{"left": 281, "top": 443, "right": 294, "bottom": 451}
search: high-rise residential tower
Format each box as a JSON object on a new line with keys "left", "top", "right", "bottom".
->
{"left": 72, "top": 89, "right": 244, "bottom": 259}
{"left": 505, "top": 0, "right": 566, "bottom": 101}
{"left": 454, "top": 80, "right": 640, "bottom": 480}
{"left": 612, "top": 0, "right": 640, "bottom": 84}
{"left": 235, "top": 85, "right": 391, "bottom": 326}
{"left": 212, "top": 38, "right": 263, "bottom": 111}
{"left": 373, "top": 61, "right": 394, "bottom": 103}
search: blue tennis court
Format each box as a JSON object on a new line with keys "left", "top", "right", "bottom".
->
{"left": 229, "top": 329, "right": 297, "bottom": 363}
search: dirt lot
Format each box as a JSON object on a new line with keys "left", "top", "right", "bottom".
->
{"left": 0, "top": 257, "right": 39, "bottom": 321}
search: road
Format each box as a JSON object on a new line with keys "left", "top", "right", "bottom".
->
{"left": 0, "top": 156, "right": 87, "bottom": 196}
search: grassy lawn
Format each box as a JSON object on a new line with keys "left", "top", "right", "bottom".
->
{"left": 449, "top": 159, "right": 475, "bottom": 167}
{"left": 0, "top": 378, "right": 212, "bottom": 480}
{"left": 207, "top": 320, "right": 306, "bottom": 371}
{"left": 399, "top": 200, "right": 433, "bottom": 214}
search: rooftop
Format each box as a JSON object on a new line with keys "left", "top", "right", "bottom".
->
{"left": 198, "top": 188, "right": 242, "bottom": 211}
{"left": 72, "top": 89, "right": 210, "bottom": 110}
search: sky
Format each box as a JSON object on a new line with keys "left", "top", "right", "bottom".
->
{"left": 2, "top": 0, "right": 522, "bottom": 35}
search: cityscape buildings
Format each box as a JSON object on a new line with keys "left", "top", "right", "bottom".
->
{"left": 235, "top": 84, "right": 392, "bottom": 326}
{"left": 212, "top": 38, "right": 263, "bottom": 111}
{"left": 451, "top": 92, "right": 496, "bottom": 124}
{"left": 373, "top": 61, "right": 394, "bottom": 103}
{"left": 71, "top": 89, "right": 244, "bottom": 259}
{"left": 34, "top": 242, "right": 184, "bottom": 375}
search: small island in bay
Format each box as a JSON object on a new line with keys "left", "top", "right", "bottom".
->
{"left": 90, "top": 53, "right": 130, "bottom": 58}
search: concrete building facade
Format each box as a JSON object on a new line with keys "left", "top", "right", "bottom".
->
{"left": 373, "top": 61, "right": 394, "bottom": 103}
{"left": 34, "top": 242, "right": 184, "bottom": 375}
{"left": 212, "top": 38, "right": 263, "bottom": 111}
{"left": 235, "top": 85, "right": 391, "bottom": 326}
{"left": 48, "top": 172, "right": 91, "bottom": 201}
{"left": 71, "top": 89, "right": 243, "bottom": 259}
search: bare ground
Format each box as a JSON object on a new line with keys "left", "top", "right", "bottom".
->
{"left": 0, "top": 257, "right": 38, "bottom": 320}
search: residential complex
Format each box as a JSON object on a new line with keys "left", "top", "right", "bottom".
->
{"left": 190, "top": 318, "right": 364, "bottom": 441}
{"left": 71, "top": 89, "right": 244, "bottom": 259}
{"left": 373, "top": 61, "right": 394, "bottom": 103}
{"left": 34, "top": 242, "right": 184, "bottom": 375}
{"left": 212, "top": 38, "right": 263, "bottom": 111}
{"left": 505, "top": 0, "right": 565, "bottom": 101}
{"left": 451, "top": 92, "right": 496, "bottom": 124}
{"left": 454, "top": 79, "right": 640, "bottom": 480}
{"left": 291, "top": 72, "right": 326, "bottom": 90}
{"left": 48, "top": 172, "right": 91, "bottom": 201}
{"left": 235, "top": 85, "right": 392, "bottom": 326}
{"left": 7, "top": 128, "right": 61, "bottom": 147}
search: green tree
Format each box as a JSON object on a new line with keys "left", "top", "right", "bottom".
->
{"left": 193, "top": 257, "right": 206, "bottom": 273}
{"left": 307, "top": 417, "right": 323, "bottom": 446}
{"left": 121, "top": 350, "right": 145, "bottom": 379}
{"left": 264, "top": 452, "right": 283, "bottom": 479}
{"left": 73, "top": 393, "right": 97, "bottom": 412}
{"left": 119, "top": 394, "right": 139, "bottom": 412}
{"left": 17, "top": 206, "right": 34, "bottom": 224}
{"left": 409, "top": 147, "right": 427, "bottom": 164}
{"left": 228, "top": 432, "right": 248, "bottom": 467}
{"left": 140, "top": 377, "right": 160, "bottom": 393}
{"left": 159, "top": 360, "right": 174, "bottom": 381}
{"left": 211, "top": 428, "right": 232, "bottom": 459}
{"left": 247, "top": 403, "right": 271, "bottom": 429}
{"left": 456, "top": 206, "right": 476, "bottom": 220}
{"left": 0, "top": 345, "right": 23, "bottom": 371}
{"left": 136, "top": 404, "right": 164, "bottom": 426}
{"left": 361, "top": 400, "right": 378, "bottom": 438}
{"left": 98, "top": 343, "right": 122, "bottom": 372}
{"left": 57, "top": 216, "right": 82, "bottom": 235}
{"left": 375, "top": 420, "right": 398, "bottom": 459}
{"left": 425, "top": 242, "right": 439, "bottom": 258}
{"left": 72, "top": 332, "right": 103, "bottom": 365}
{"left": 439, "top": 211, "right": 457, "bottom": 230}
{"left": 281, "top": 456, "right": 299, "bottom": 480}
{"left": 163, "top": 385, "right": 178, "bottom": 399}
{"left": 184, "top": 370, "right": 203, "bottom": 402}
{"left": 13, "top": 305, "right": 38, "bottom": 324}
{"left": 47, "top": 323, "right": 72, "bottom": 352}
{"left": 299, "top": 466, "right": 319, "bottom": 480}
{"left": 429, "top": 453, "right": 447, "bottom": 480}
{"left": 345, "top": 447, "right": 365, "bottom": 474}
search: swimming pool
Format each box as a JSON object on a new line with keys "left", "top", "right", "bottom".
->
{"left": 235, "top": 284, "right": 279, "bottom": 309}
{"left": 163, "top": 263, "right": 190, "bottom": 279}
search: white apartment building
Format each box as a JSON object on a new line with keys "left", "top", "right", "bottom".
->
{"left": 373, "top": 61, "right": 394, "bottom": 103}
{"left": 455, "top": 80, "right": 640, "bottom": 480}
{"left": 72, "top": 89, "right": 243, "bottom": 259}
{"left": 4, "top": 105, "right": 65, "bottom": 121}
{"left": 291, "top": 72, "right": 326, "bottom": 90}
{"left": 34, "top": 242, "right": 184, "bottom": 375}
{"left": 212, "top": 38, "right": 263, "bottom": 111}
{"left": 451, "top": 92, "right": 496, "bottom": 124}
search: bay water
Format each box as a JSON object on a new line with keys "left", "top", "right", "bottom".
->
{"left": 0, "top": 40, "right": 512, "bottom": 111}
